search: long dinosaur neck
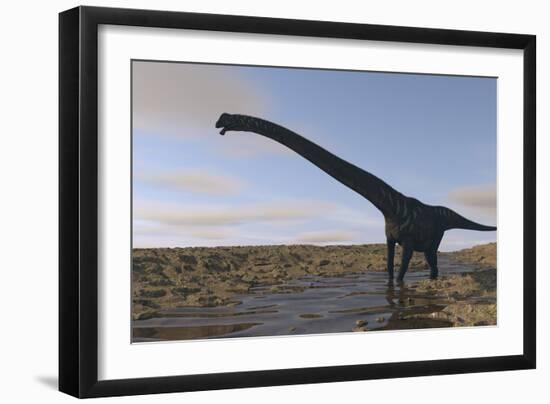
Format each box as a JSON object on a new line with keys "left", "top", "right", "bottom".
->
{"left": 230, "top": 115, "right": 404, "bottom": 216}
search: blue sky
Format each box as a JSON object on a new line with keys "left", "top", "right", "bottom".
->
{"left": 132, "top": 60, "right": 497, "bottom": 251}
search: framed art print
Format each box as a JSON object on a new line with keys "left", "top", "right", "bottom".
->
{"left": 59, "top": 6, "right": 536, "bottom": 398}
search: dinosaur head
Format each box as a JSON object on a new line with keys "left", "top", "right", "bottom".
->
{"left": 215, "top": 113, "right": 242, "bottom": 135}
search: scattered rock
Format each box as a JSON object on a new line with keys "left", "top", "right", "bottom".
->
{"left": 299, "top": 313, "right": 323, "bottom": 319}
{"left": 447, "top": 243, "right": 496, "bottom": 269}
{"left": 171, "top": 286, "right": 200, "bottom": 296}
{"left": 133, "top": 309, "right": 158, "bottom": 321}
{"left": 178, "top": 254, "right": 197, "bottom": 265}
{"left": 139, "top": 289, "right": 167, "bottom": 298}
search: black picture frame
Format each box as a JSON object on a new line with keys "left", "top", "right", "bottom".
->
{"left": 59, "top": 5, "right": 536, "bottom": 398}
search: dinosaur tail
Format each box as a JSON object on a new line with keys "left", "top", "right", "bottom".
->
{"left": 439, "top": 207, "right": 496, "bottom": 231}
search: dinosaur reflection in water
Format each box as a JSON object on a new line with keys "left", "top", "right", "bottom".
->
{"left": 380, "top": 284, "right": 453, "bottom": 330}
{"left": 216, "top": 113, "right": 496, "bottom": 283}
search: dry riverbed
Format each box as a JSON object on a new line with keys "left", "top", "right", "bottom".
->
{"left": 132, "top": 243, "right": 496, "bottom": 336}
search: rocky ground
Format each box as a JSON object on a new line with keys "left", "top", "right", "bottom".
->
{"left": 410, "top": 243, "right": 497, "bottom": 327}
{"left": 132, "top": 243, "right": 497, "bottom": 328}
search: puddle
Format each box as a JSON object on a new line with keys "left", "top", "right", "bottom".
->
{"left": 132, "top": 256, "right": 473, "bottom": 342}
{"left": 133, "top": 322, "right": 260, "bottom": 341}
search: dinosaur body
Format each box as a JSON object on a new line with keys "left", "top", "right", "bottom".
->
{"left": 215, "top": 113, "right": 496, "bottom": 282}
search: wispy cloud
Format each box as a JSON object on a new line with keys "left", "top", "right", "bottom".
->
{"left": 136, "top": 169, "right": 246, "bottom": 195}
{"left": 293, "top": 230, "right": 358, "bottom": 244}
{"left": 133, "top": 199, "right": 385, "bottom": 247}
{"left": 134, "top": 200, "right": 336, "bottom": 228}
{"left": 133, "top": 61, "right": 269, "bottom": 137}
{"left": 188, "top": 228, "right": 236, "bottom": 240}
{"left": 134, "top": 222, "right": 236, "bottom": 240}
{"left": 448, "top": 184, "right": 496, "bottom": 216}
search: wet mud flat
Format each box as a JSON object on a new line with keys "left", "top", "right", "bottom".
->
{"left": 132, "top": 243, "right": 496, "bottom": 342}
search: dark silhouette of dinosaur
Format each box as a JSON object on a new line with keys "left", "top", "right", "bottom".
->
{"left": 215, "top": 113, "right": 496, "bottom": 283}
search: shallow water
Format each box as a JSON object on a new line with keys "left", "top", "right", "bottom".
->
{"left": 132, "top": 256, "right": 474, "bottom": 342}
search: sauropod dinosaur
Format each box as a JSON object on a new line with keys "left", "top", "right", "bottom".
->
{"left": 215, "top": 113, "right": 496, "bottom": 283}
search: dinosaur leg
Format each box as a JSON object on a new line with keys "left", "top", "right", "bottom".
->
{"left": 396, "top": 244, "right": 413, "bottom": 283}
{"left": 424, "top": 249, "right": 439, "bottom": 280}
{"left": 387, "top": 239, "right": 396, "bottom": 283}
